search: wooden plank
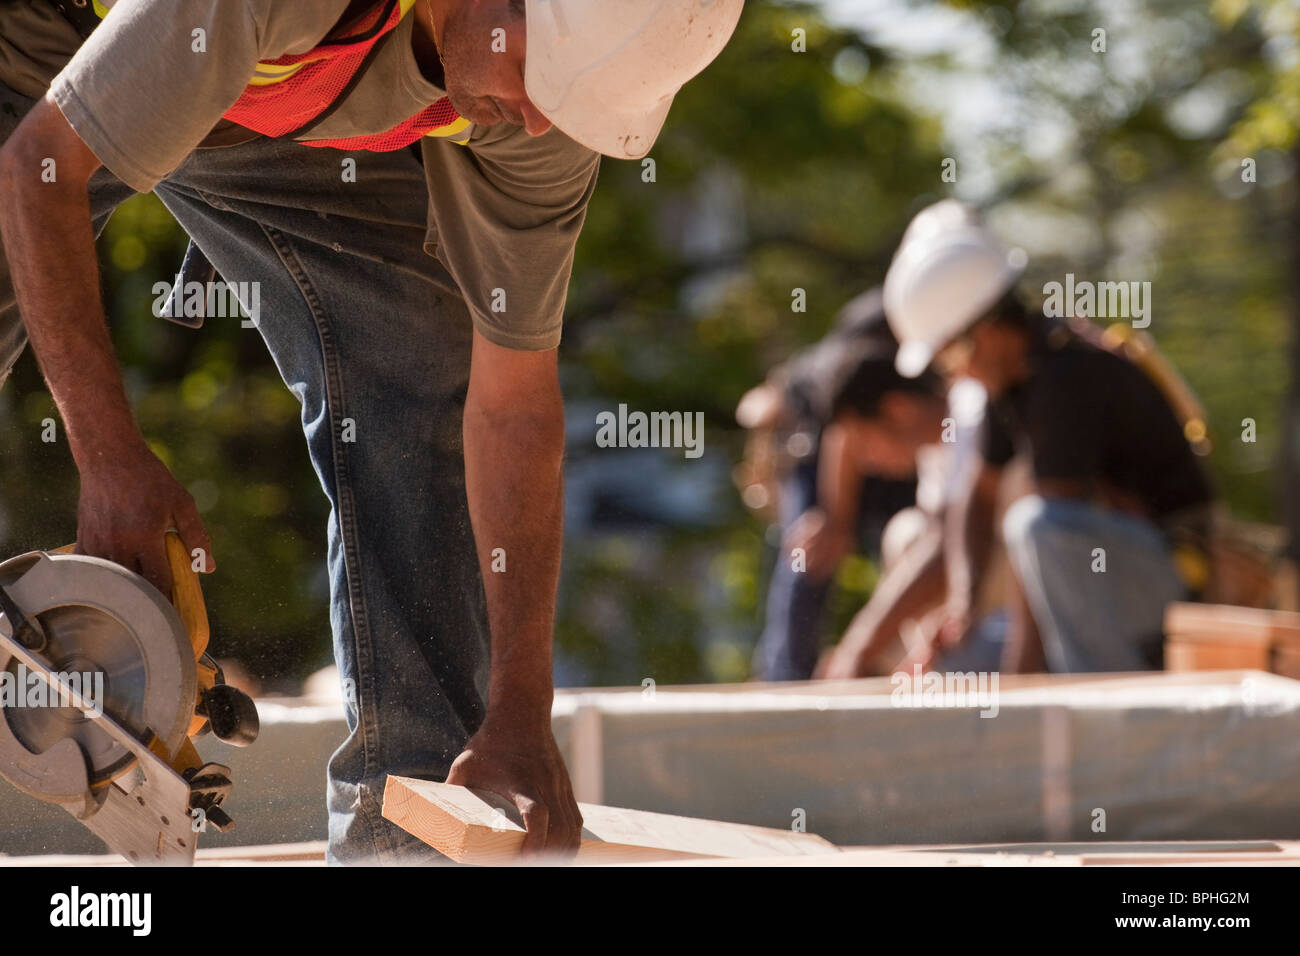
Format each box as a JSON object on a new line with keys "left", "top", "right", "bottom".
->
{"left": 382, "top": 775, "right": 840, "bottom": 865}
{"left": 1165, "top": 640, "right": 1273, "bottom": 672}
{"left": 1165, "top": 602, "right": 1300, "bottom": 647}
{"left": 1275, "top": 645, "right": 1300, "bottom": 680}
{"left": 635, "top": 841, "right": 1300, "bottom": 867}
{"left": 555, "top": 672, "right": 1169, "bottom": 699}
{"left": 6, "top": 838, "right": 1299, "bottom": 868}
{"left": 0, "top": 841, "right": 328, "bottom": 867}
{"left": 194, "top": 840, "right": 327, "bottom": 863}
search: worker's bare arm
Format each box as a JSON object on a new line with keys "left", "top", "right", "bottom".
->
{"left": 0, "top": 96, "right": 118, "bottom": 451}
{"left": 942, "top": 459, "right": 1002, "bottom": 638}
{"left": 0, "top": 95, "right": 211, "bottom": 594}
{"left": 450, "top": 329, "right": 581, "bottom": 856}
{"left": 786, "top": 422, "right": 861, "bottom": 580}
{"left": 821, "top": 520, "right": 947, "bottom": 678}
{"left": 816, "top": 421, "right": 866, "bottom": 546}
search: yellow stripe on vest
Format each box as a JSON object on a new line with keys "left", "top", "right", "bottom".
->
{"left": 248, "top": 62, "right": 313, "bottom": 86}
{"left": 247, "top": 0, "right": 418, "bottom": 87}
{"left": 252, "top": 60, "right": 311, "bottom": 77}
{"left": 425, "top": 117, "right": 472, "bottom": 140}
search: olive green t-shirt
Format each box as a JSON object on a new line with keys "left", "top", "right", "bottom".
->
{"left": 0, "top": 0, "right": 600, "bottom": 350}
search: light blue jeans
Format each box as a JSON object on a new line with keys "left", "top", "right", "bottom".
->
{"left": 1001, "top": 494, "right": 1186, "bottom": 672}
{"left": 0, "top": 82, "right": 488, "bottom": 864}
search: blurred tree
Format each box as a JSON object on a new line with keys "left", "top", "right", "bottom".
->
{"left": 1, "top": 0, "right": 1293, "bottom": 691}
{"left": 1209, "top": 0, "right": 1300, "bottom": 593}
{"left": 555, "top": 1, "right": 943, "bottom": 684}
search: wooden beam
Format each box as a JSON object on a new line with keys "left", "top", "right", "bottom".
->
{"left": 635, "top": 841, "right": 1300, "bottom": 867}
{"left": 382, "top": 775, "right": 840, "bottom": 865}
{"left": 1165, "top": 640, "right": 1273, "bottom": 671}
{"left": 1164, "top": 601, "right": 1300, "bottom": 672}
{"left": 1165, "top": 602, "right": 1300, "bottom": 647}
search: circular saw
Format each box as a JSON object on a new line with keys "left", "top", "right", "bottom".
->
{"left": 0, "top": 532, "right": 258, "bottom": 864}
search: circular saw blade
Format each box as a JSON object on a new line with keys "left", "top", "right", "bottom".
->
{"left": 0, "top": 552, "right": 196, "bottom": 791}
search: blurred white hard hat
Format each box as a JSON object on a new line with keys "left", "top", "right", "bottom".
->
{"left": 524, "top": 0, "right": 745, "bottom": 159}
{"left": 883, "top": 200, "right": 1027, "bottom": 378}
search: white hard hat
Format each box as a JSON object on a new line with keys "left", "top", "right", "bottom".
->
{"left": 524, "top": 0, "right": 744, "bottom": 159}
{"left": 883, "top": 201, "right": 1027, "bottom": 377}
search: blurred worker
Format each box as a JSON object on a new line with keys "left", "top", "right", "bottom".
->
{"left": 738, "top": 289, "right": 915, "bottom": 680}
{"left": 882, "top": 200, "right": 1216, "bottom": 672}
{"left": 817, "top": 347, "right": 1035, "bottom": 679}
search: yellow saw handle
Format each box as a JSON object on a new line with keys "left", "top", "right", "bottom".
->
{"left": 163, "top": 532, "right": 219, "bottom": 741}
{"left": 164, "top": 531, "right": 210, "bottom": 664}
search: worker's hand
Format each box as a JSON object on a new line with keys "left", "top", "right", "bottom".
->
{"left": 819, "top": 641, "right": 869, "bottom": 680}
{"left": 933, "top": 591, "right": 973, "bottom": 649}
{"left": 75, "top": 439, "right": 214, "bottom": 596}
{"left": 895, "top": 617, "right": 943, "bottom": 674}
{"left": 819, "top": 619, "right": 878, "bottom": 679}
{"left": 785, "top": 508, "right": 852, "bottom": 581}
{"left": 735, "top": 382, "right": 786, "bottom": 430}
{"left": 446, "top": 715, "right": 583, "bottom": 859}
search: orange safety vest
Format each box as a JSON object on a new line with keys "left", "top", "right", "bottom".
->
{"left": 85, "top": 0, "right": 472, "bottom": 151}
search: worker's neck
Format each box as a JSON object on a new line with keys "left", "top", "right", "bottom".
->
{"left": 412, "top": 0, "right": 453, "bottom": 87}
{"left": 1005, "top": 331, "right": 1032, "bottom": 387}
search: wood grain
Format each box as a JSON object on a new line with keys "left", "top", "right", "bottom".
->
{"left": 382, "top": 775, "right": 840, "bottom": 865}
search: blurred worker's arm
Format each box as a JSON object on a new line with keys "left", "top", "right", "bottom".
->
{"left": 785, "top": 421, "right": 861, "bottom": 579}
{"left": 940, "top": 460, "right": 1003, "bottom": 643}
{"left": 820, "top": 519, "right": 947, "bottom": 678}
{"left": 735, "top": 381, "right": 786, "bottom": 430}
{"left": 1000, "top": 562, "right": 1046, "bottom": 673}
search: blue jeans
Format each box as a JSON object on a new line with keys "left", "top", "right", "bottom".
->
{"left": 1001, "top": 495, "right": 1185, "bottom": 672}
{"left": 751, "top": 456, "right": 832, "bottom": 681}
{"left": 0, "top": 84, "right": 487, "bottom": 864}
{"left": 750, "top": 446, "right": 915, "bottom": 681}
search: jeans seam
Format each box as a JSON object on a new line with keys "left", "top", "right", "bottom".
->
{"left": 194, "top": 188, "right": 233, "bottom": 211}
{"left": 258, "top": 223, "right": 390, "bottom": 857}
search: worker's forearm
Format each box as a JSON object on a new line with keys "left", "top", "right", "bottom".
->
{"left": 462, "top": 400, "right": 565, "bottom": 729}
{"left": 0, "top": 153, "right": 140, "bottom": 469}
{"left": 946, "top": 485, "right": 995, "bottom": 612}
{"left": 1000, "top": 567, "right": 1045, "bottom": 673}
{"left": 817, "top": 423, "right": 861, "bottom": 532}
{"left": 842, "top": 527, "right": 946, "bottom": 661}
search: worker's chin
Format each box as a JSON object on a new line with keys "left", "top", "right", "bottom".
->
{"left": 448, "top": 90, "right": 503, "bottom": 125}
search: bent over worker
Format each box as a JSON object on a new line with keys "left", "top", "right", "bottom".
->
{"left": 881, "top": 200, "right": 1215, "bottom": 673}
{"left": 0, "top": 0, "right": 742, "bottom": 863}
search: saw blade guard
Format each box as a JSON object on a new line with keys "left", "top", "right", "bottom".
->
{"left": 0, "top": 550, "right": 196, "bottom": 797}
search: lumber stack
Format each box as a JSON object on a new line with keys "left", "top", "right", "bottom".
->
{"left": 1164, "top": 603, "right": 1300, "bottom": 678}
